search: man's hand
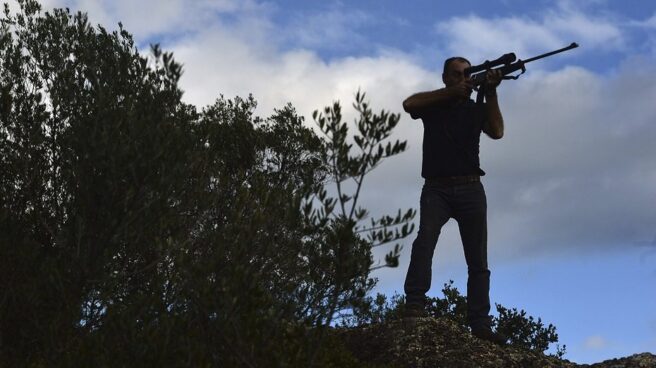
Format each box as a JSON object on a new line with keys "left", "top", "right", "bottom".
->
{"left": 485, "top": 69, "right": 502, "bottom": 90}
{"left": 446, "top": 80, "right": 474, "bottom": 100}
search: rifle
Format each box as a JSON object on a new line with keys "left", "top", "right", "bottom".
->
{"left": 465, "top": 42, "right": 579, "bottom": 104}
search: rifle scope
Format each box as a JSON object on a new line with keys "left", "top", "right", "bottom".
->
{"left": 464, "top": 53, "right": 516, "bottom": 76}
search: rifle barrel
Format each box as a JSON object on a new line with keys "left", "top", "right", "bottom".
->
{"left": 523, "top": 42, "right": 579, "bottom": 64}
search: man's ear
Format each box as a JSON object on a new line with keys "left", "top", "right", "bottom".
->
{"left": 442, "top": 73, "right": 447, "bottom": 85}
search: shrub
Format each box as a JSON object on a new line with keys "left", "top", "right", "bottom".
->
{"left": 348, "top": 281, "right": 566, "bottom": 358}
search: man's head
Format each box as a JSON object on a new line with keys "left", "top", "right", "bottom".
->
{"left": 442, "top": 56, "right": 471, "bottom": 87}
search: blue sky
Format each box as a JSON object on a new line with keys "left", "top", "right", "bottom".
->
{"left": 30, "top": 0, "right": 656, "bottom": 364}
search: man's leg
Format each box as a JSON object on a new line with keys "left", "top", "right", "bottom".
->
{"left": 453, "top": 182, "right": 491, "bottom": 330}
{"left": 404, "top": 183, "right": 451, "bottom": 308}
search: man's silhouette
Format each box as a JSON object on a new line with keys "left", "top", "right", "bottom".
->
{"left": 402, "top": 56, "right": 506, "bottom": 345}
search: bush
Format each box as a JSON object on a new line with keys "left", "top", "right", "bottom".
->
{"left": 495, "top": 304, "right": 566, "bottom": 359}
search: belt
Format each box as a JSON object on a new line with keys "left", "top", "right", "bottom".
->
{"left": 426, "top": 175, "right": 480, "bottom": 186}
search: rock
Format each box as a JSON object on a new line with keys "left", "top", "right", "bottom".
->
{"left": 333, "top": 317, "right": 655, "bottom": 368}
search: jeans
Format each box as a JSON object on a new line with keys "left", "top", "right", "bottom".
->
{"left": 403, "top": 180, "right": 492, "bottom": 329}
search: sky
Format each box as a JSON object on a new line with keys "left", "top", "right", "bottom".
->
{"left": 23, "top": 0, "right": 656, "bottom": 364}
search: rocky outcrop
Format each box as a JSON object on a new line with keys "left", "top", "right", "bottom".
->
{"left": 334, "top": 317, "right": 655, "bottom": 368}
{"left": 583, "top": 353, "right": 656, "bottom": 368}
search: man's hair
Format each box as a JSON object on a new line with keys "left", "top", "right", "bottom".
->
{"left": 443, "top": 56, "right": 471, "bottom": 75}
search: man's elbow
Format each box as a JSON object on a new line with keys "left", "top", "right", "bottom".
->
{"left": 489, "top": 129, "right": 504, "bottom": 139}
{"left": 402, "top": 98, "right": 413, "bottom": 114}
{"left": 485, "top": 118, "right": 504, "bottom": 139}
{"left": 485, "top": 126, "right": 504, "bottom": 139}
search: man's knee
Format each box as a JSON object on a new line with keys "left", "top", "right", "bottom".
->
{"left": 468, "top": 266, "right": 490, "bottom": 277}
{"left": 412, "top": 230, "right": 439, "bottom": 251}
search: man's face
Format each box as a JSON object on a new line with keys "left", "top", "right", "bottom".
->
{"left": 442, "top": 59, "right": 471, "bottom": 87}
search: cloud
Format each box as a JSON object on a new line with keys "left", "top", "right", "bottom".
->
{"left": 584, "top": 335, "right": 609, "bottom": 350}
{"left": 167, "top": 15, "right": 434, "bottom": 127}
{"left": 629, "top": 13, "right": 656, "bottom": 56}
{"left": 434, "top": 3, "right": 623, "bottom": 64}
{"left": 39, "top": 0, "right": 271, "bottom": 42}
{"left": 140, "top": 0, "right": 656, "bottom": 267}
{"left": 435, "top": 15, "right": 564, "bottom": 62}
{"left": 481, "top": 59, "right": 656, "bottom": 253}
{"left": 635, "top": 13, "right": 656, "bottom": 28}
{"left": 284, "top": 5, "right": 374, "bottom": 52}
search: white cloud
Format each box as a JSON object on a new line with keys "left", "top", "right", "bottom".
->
{"left": 285, "top": 6, "right": 374, "bottom": 51}
{"left": 481, "top": 59, "right": 656, "bottom": 253}
{"left": 633, "top": 13, "right": 656, "bottom": 28}
{"left": 38, "top": 0, "right": 270, "bottom": 41}
{"left": 169, "top": 20, "right": 434, "bottom": 128}
{"left": 584, "top": 335, "right": 609, "bottom": 349}
{"left": 434, "top": 3, "right": 623, "bottom": 64}
{"left": 514, "top": 178, "right": 571, "bottom": 206}
{"left": 435, "top": 15, "right": 564, "bottom": 62}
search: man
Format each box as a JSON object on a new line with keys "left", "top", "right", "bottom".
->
{"left": 401, "top": 56, "right": 507, "bottom": 345}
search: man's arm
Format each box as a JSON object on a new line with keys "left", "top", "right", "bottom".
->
{"left": 403, "top": 82, "right": 472, "bottom": 119}
{"left": 483, "top": 92, "right": 504, "bottom": 139}
{"left": 482, "top": 70, "right": 504, "bottom": 139}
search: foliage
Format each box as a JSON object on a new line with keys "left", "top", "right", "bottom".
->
{"left": 338, "top": 292, "right": 406, "bottom": 327}
{"left": 0, "top": 1, "right": 414, "bottom": 366}
{"left": 495, "top": 304, "right": 567, "bottom": 359}
{"left": 426, "top": 280, "right": 469, "bottom": 328}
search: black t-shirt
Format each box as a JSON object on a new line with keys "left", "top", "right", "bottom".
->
{"left": 412, "top": 99, "right": 487, "bottom": 178}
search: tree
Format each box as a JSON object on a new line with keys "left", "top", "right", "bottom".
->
{"left": 0, "top": 1, "right": 414, "bottom": 366}
{"left": 304, "top": 91, "right": 416, "bottom": 365}
{"left": 1, "top": 0, "right": 202, "bottom": 363}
